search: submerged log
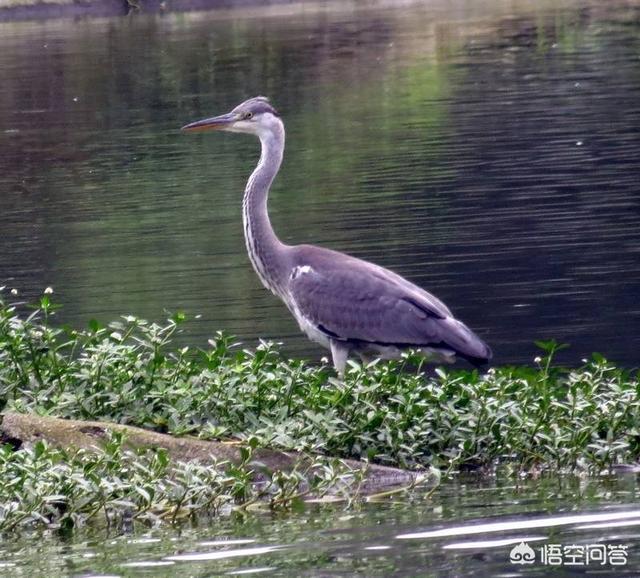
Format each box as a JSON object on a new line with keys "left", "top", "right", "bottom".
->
{"left": 0, "top": 412, "right": 421, "bottom": 493}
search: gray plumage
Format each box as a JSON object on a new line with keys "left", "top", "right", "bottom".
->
{"left": 182, "top": 96, "right": 492, "bottom": 374}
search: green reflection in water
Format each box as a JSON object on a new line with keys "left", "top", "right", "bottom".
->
{"left": 1, "top": 0, "right": 640, "bottom": 365}
{"left": 1, "top": 7, "right": 457, "bottom": 350}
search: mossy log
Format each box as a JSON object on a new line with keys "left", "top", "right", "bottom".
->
{"left": 0, "top": 412, "right": 420, "bottom": 493}
{"left": 0, "top": 0, "right": 302, "bottom": 23}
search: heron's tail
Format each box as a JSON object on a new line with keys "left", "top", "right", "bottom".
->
{"left": 440, "top": 317, "right": 492, "bottom": 366}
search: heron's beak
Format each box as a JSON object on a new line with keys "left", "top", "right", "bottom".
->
{"left": 181, "top": 112, "right": 237, "bottom": 132}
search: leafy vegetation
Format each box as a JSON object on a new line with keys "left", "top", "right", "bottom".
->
{"left": 0, "top": 431, "right": 361, "bottom": 533}
{"left": 1, "top": 289, "right": 638, "bottom": 476}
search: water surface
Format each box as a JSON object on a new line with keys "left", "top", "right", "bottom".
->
{"left": 2, "top": 473, "right": 640, "bottom": 576}
{"left": 1, "top": 0, "right": 639, "bottom": 367}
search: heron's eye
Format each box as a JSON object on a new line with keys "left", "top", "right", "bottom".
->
{"left": 243, "top": 112, "right": 253, "bottom": 120}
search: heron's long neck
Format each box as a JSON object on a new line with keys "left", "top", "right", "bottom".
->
{"left": 242, "top": 122, "right": 289, "bottom": 296}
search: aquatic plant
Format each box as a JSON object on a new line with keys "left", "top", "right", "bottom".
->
{"left": 0, "top": 430, "right": 360, "bottom": 533}
{"left": 1, "top": 289, "right": 639, "bottom": 475}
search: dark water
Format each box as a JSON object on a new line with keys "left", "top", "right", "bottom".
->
{"left": 1, "top": 0, "right": 639, "bottom": 368}
{"left": 2, "top": 473, "right": 640, "bottom": 577}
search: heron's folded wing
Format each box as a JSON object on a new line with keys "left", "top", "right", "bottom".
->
{"left": 288, "top": 263, "right": 448, "bottom": 346}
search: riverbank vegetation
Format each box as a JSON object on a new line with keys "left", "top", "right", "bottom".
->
{"left": 1, "top": 289, "right": 638, "bottom": 531}
{"left": 0, "top": 430, "right": 364, "bottom": 533}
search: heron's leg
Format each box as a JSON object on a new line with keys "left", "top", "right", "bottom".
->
{"left": 330, "top": 340, "right": 350, "bottom": 376}
{"left": 356, "top": 351, "right": 376, "bottom": 367}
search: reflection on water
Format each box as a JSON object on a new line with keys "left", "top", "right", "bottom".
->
{"left": 1, "top": 473, "right": 639, "bottom": 576}
{"left": 0, "top": 0, "right": 639, "bottom": 367}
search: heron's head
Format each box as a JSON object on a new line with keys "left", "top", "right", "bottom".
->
{"left": 181, "top": 96, "right": 281, "bottom": 139}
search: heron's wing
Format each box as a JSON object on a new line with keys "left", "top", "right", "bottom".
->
{"left": 288, "top": 255, "right": 482, "bottom": 355}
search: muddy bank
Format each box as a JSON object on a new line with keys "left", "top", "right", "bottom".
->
{"left": 0, "top": 0, "right": 300, "bottom": 22}
{"left": 0, "top": 411, "right": 420, "bottom": 493}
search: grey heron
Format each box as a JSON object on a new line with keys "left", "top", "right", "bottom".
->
{"left": 182, "top": 96, "right": 492, "bottom": 374}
